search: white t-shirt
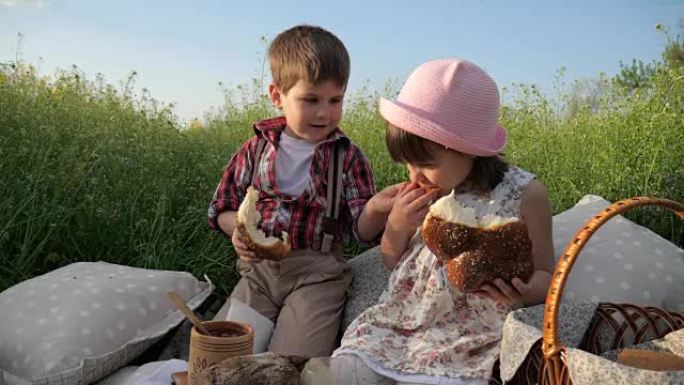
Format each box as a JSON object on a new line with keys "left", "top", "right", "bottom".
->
{"left": 275, "top": 132, "right": 316, "bottom": 197}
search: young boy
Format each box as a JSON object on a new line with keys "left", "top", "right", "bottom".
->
{"left": 208, "top": 25, "right": 397, "bottom": 358}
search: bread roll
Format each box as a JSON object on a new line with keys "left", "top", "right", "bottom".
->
{"left": 236, "top": 187, "right": 290, "bottom": 260}
{"left": 422, "top": 192, "right": 534, "bottom": 292}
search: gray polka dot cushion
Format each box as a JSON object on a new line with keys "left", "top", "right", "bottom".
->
{"left": 342, "top": 246, "right": 391, "bottom": 331}
{"left": 552, "top": 195, "right": 684, "bottom": 311}
{"left": 0, "top": 262, "right": 213, "bottom": 385}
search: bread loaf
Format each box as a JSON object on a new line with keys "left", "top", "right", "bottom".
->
{"left": 422, "top": 192, "right": 534, "bottom": 292}
{"left": 236, "top": 187, "right": 290, "bottom": 260}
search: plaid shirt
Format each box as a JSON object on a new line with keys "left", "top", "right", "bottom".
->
{"left": 208, "top": 117, "right": 377, "bottom": 250}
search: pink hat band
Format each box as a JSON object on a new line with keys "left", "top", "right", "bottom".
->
{"left": 379, "top": 59, "right": 507, "bottom": 157}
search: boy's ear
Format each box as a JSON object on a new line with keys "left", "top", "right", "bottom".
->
{"left": 268, "top": 83, "right": 283, "bottom": 109}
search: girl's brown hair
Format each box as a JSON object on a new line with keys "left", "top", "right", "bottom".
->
{"left": 385, "top": 123, "right": 509, "bottom": 192}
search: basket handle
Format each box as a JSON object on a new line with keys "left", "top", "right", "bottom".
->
{"left": 541, "top": 196, "right": 684, "bottom": 359}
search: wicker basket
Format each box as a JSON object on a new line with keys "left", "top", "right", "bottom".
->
{"left": 492, "top": 197, "right": 684, "bottom": 385}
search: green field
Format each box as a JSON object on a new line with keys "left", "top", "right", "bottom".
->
{"left": 1, "top": 39, "right": 682, "bottom": 297}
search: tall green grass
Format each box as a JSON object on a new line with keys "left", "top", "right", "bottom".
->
{"left": 0, "top": 66, "right": 241, "bottom": 294}
{"left": 0, "top": 60, "right": 682, "bottom": 296}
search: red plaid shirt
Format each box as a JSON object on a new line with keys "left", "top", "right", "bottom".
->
{"left": 208, "top": 117, "right": 377, "bottom": 250}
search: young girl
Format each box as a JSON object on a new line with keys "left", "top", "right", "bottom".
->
{"left": 326, "top": 59, "right": 555, "bottom": 385}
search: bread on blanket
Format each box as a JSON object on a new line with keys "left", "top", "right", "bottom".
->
{"left": 236, "top": 187, "right": 290, "bottom": 261}
{"left": 422, "top": 192, "right": 534, "bottom": 292}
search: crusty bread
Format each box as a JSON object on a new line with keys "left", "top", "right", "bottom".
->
{"left": 422, "top": 192, "right": 534, "bottom": 292}
{"left": 618, "top": 349, "right": 684, "bottom": 371}
{"left": 236, "top": 187, "right": 290, "bottom": 261}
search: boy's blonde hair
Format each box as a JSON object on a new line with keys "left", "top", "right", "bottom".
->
{"left": 268, "top": 25, "right": 350, "bottom": 94}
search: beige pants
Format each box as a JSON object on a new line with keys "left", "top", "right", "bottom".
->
{"left": 219, "top": 247, "right": 352, "bottom": 358}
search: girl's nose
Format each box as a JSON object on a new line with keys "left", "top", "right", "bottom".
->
{"left": 408, "top": 166, "right": 427, "bottom": 184}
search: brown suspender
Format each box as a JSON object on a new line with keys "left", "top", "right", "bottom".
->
{"left": 250, "top": 138, "right": 344, "bottom": 253}
{"left": 321, "top": 141, "right": 345, "bottom": 253}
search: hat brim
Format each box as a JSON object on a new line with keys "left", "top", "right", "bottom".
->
{"left": 379, "top": 97, "right": 507, "bottom": 157}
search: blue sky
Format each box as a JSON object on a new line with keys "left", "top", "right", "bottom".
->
{"left": 1, "top": 0, "right": 682, "bottom": 122}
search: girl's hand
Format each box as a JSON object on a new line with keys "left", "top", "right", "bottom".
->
{"left": 231, "top": 228, "right": 262, "bottom": 263}
{"left": 474, "top": 270, "right": 551, "bottom": 307}
{"left": 387, "top": 182, "right": 440, "bottom": 233}
{"left": 371, "top": 182, "right": 406, "bottom": 214}
{"left": 381, "top": 183, "right": 438, "bottom": 269}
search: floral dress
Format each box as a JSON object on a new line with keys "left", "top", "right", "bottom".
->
{"left": 334, "top": 167, "right": 536, "bottom": 385}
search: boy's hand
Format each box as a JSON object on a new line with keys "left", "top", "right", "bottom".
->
{"left": 474, "top": 270, "right": 551, "bottom": 307}
{"left": 387, "top": 182, "right": 440, "bottom": 233}
{"left": 231, "top": 228, "right": 262, "bottom": 263}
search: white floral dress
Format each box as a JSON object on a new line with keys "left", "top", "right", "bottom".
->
{"left": 334, "top": 167, "right": 536, "bottom": 384}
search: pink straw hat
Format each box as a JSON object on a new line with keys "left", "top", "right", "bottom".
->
{"left": 379, "top": 59, "right": 507, "bottom": 156}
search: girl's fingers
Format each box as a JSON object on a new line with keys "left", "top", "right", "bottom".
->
{"left": 400, "top": 181, "right": 419, "bottom": 196}
{"left": 475, "top": 284, "right": 501, "bottom": 301}
{"left": 401, "top": 187, "right": 433, "bottom": 205}
{"left": 382, "top": 183, "right": 404, "bottom": 199}
{"left": 397, "top": 181, "right": 410, "bottom": 192}
{"left": 408, "top": 188, "right": 441, "bottom": 211}
{"left": 493, "top": 278, "right": 520, "bottom": 301}
{"left": 511, "top": 277, "right": 530, "bottom": 297}
{"left": 476, "top": 283, "right": 510, "bottom": 305}
{"left": 401, "top": 188, "right": 440, "bottom": 213}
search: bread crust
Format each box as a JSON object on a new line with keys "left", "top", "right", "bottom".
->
{"left": 423, "top": 214, "right": 534, "bottom": 292}
{"left": 236, "top": 186, "right": 291, "bottom": 261}
{"left": 236, "top": 222, "right": 291, "bottom": 261}
{"left": 422, "top": 216, "right": 476, "bottom": 262}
